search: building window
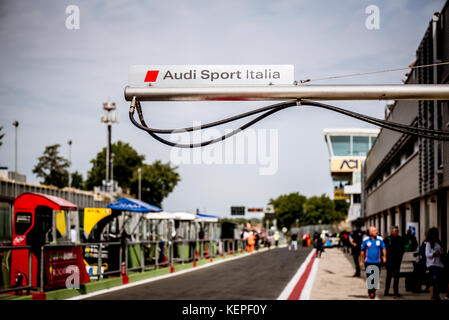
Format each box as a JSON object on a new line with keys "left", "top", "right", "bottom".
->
{"left": 330, "top": 136, "right": 351, "bottom": 156}
{"left": 333, "top": 179, "right": 350, "bottom": 190}
{"left": 353, "top": 136, "right": 370, "bottom": 156}
{"left": 353, "top": 194, "right": 361, "bottom": 203}
{"left": 370, "top": 136, "right": 376, "bottom": 147}
{"left": 353, "top": 172, "right": 361, "bottom": 184}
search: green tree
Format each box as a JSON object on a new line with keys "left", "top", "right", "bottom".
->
{"left": 70, "top": 171, "right": 84, "bottom": 189}
{"left": 130, "top": 160, "right": 180, "bottom": 207}
{"left": 269, "top": 192, "right": 307, "bottom": 230}
{"left": 85, "top": 141, "right": 145, "bottom": 191}
{"left": 334, "top": 199, "right": 350, "bottom": 218}
{"left": 33, "top": 144, "right": 69, "bottom": 188}
{"left": 302, "top": 194, "right": 346, "bottom": 225}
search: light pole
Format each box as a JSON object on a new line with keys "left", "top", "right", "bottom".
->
{"left": 101, "top": 100, "right": 118, "bottom": 192}
{"left": 111, "top": 153, "right": 114, "bottom": 192}
{"left": 68, "top": 140, "right": 72, "bottom": 188}
{"left": 12, "top": 121, "right": 18, "bottom": 178}
{"left": 138, "top": 167, "right": 142, "bottom": 200}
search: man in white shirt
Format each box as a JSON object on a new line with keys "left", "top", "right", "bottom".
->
{"left": 70, "top": 225, "right": 78, "bottom": 243}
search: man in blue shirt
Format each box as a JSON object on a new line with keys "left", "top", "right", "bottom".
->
{"left": 360, "top": 226, "right": 386, "bottom": 299}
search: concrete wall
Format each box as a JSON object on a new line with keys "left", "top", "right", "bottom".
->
{"left": 365, "top": 154, "right": 420, "bottom": 216}
{"left": 365, "top": 100, "right": 418, "bottom": 179}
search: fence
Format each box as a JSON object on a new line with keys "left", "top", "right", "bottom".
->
{"left": 35, "top": 238, "right": 248, "bottom": 291}
{"left": 0, "top": 236, "right": 277, "bottom": 294}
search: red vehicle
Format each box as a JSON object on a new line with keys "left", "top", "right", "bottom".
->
{"left": 11, "top": 193, "right": 89, "bottom": 291}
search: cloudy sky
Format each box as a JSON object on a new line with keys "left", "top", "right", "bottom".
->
{"left": 0, "top": 0, "right": 445, "bottom": 217}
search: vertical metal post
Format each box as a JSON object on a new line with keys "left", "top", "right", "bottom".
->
{"left": 182, "top": 241, "right": 185, "bottom": 263}
{"left": 97, "top": 243, "right": 103, "bottom": 280}
{"left": 12, "top": 121, "right": 18, "bottom": 172}
{"left": 140, "top": 242, "right": 144, "bottom": 272}
{"left": 155, "top": 241, "right": 159, "bottom": 270}
{"left": 51, "top": 211, "right": 56, "bottom": 244}
{"left": 170, "top": 241, "right": 174, "bottom": 267}
{"left": 209, "top": 239, "right": 211, "bottom": 259}
{"left": 138, "top": 167, "right": 142, "bottom": 200}
{"left": 111, "top": 154, "right": 114, "bottom": 192}
{"left": 124, "top": 241, "right": 128, "bottom": 275}
{"left": 68, "top": 140, "right": 72, "bottom": 190}
{"left": 40, "top": 246, "right": 44, "bottom": 292}
{"left": 106, "top": 123, "right": 110, "bottom": 183}
{"left": 119, "top": 245, "right": 123, "bottom": 274}
{"left": 27, "top": 249, "right": 32, "bottom": 293}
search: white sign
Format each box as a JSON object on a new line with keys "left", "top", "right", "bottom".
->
{"left": 128, "top": 65, "right": 294, "bottom": 87}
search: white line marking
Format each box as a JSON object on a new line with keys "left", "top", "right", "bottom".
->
{"left": 277, "top": 249, "right": 316, "bottom": 300}
{"left": 299, "top": 257, "right": 320, "bottom": 300}
{"left": 68, "top": 245, "right": 286, "bottom": 300}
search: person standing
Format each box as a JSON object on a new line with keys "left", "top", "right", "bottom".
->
{"left": 302, "top": 233, "right": 308, "bottom": 247}
{"left": 384, "top": 226, "right": 404, "bottom": 297}
{"left": 315, "top": 233, "right": 324, "bottom": 258}
{"left": 70, "top": 225, "right": 78, "bottom": 243}
{"left": 254, "top": 230, "right": 260, "bottom": 251}
{"left": 425, "top": 227, "right": 445, "bottom": 300}
{"left": 247, "top": 231, "right": 255, "bottom": 253}
{"left": 273, "top": 231, "right": 280, "bottom": 247}
{"left": 349, "top": 227, "right": 364, "bottom": 277}
{"left": 289, "top": 233, "right": 298, "bottom": 251}
{"left": 360, "top": 226, "right": 386, "bottom": 299}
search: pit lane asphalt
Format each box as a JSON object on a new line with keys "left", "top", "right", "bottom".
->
{"left": 86, "top": 246, "right": 312, "bottom": 300}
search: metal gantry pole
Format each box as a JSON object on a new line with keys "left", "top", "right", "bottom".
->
{"left": 125, "top": 84, "right": 449, "bottom": 101}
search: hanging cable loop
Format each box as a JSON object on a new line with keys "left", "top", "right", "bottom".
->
{"left": 129, "top": 98, "right": 449, "bottom": 148}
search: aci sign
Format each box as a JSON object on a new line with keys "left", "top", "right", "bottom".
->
{"left": 129, "top": 65, "right": 294, "bottom": 87}
{"left": 330, "top": 157, "right": 364, "bottom": 172}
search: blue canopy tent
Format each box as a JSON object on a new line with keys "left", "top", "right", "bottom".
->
{"left": 106, "top": 198, "right": 162, "bottom": 270}
{"left": 196, "top": 213, "right": 219, "bottom": 222}
{"left": 107, "top": 197, "right": 162, "bottom": 213}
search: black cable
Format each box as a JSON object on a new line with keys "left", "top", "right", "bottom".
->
{"left": 135, "top": 100, "right": 298, "bottom": 134}
{"left": 130, "top": 100, "right": 297, "bottom": 148}
{"left": 129, "top": 98, "right": 449, "bottom": 148}
{"left": 301, "top": 100, "right": 449, "bottom": 136}
{"left": 300, "top": 100, "right": 449, "bottom": 141}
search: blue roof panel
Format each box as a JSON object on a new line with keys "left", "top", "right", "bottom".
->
{"left": 107, "top": 197, "right": 162, "bottom": 213}
{"left": 196, "top": 213, "right": 219, "bottom": 219}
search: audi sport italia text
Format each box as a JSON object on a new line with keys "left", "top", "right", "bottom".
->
{"left": 163, "top": 69, "right": 281, "bottom": 82}
{"left": 128, "top": 65, "right": 294, "bottom": 86}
